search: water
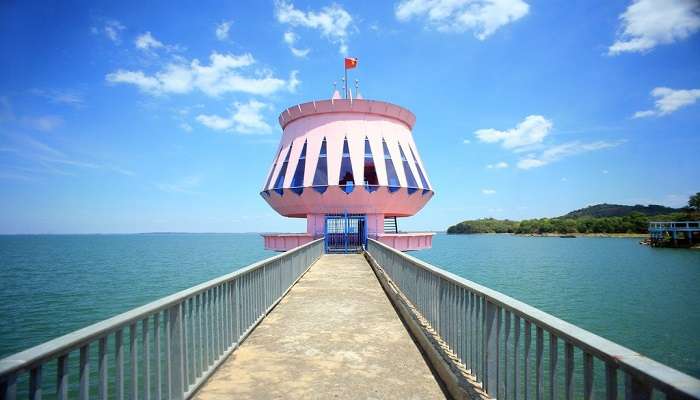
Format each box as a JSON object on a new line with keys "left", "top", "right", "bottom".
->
{"left": 414, "top": 234, "right": 700, "bottom": 379}
{"left": 0, "top": 233, "right": 698, "bottom": 379}
{"left": 0, "top": 234, "right": 274, "bottom": 359}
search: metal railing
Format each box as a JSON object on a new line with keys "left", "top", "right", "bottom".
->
{"left": 0, "top": 239, "right": 323, "bottom": 400}
{"left": 366, "top": 239, "right": 700, "bottom": 400}
{"left": 649, "top": 221, "right": 700, "bottom": 231}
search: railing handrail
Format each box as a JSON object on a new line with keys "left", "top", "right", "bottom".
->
{"left": 367, "top": 238, "right": 700, "bottom": 398}
{"left": 0, "top": 238, "right": 323, "bottom": 378}
{"left": 649, "top": 221, "right": 700, "bottom": 225}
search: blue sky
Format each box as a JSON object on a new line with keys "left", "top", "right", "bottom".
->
{"left": 1, "top": 0, "right": 699, "bottom": 234}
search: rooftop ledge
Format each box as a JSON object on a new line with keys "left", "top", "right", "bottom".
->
{"left": 278, "top": 98, "right": 416, "bottom": 130}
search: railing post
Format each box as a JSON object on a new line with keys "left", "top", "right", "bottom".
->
{"left": 130, "top": 323, "right": 138, "bottom": 400}
{"left": 169, "top": 304, "right": 184, "bottom": 400}
{"left": 584, "top": 352, "right": 594, "bottom": 400}
{"left": 57, "top": 354, "right": 68, "bottom": 400}
{"left": 80, "top": 344, "right": 90, "bottom": 400}
{"left": 1, "top": 372, "right": 17, "bottom": 400}
{"left": 606, "top": 362, "right": 618, "bottom": 400}
{"left": 484, "top": 300, "right": 499, "bottom": 396}
{"left": 625, "top": 374, "right": 652, "bottom": 400}
{"left": 30, "top": 366, "right": 42, "bottom": 400}
{"left": 99, "top": 337, "right": 107, "bottom": 400}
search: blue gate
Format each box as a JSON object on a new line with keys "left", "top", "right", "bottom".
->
{"left": 324, "top": 213, "right": 367, "bottom": 253}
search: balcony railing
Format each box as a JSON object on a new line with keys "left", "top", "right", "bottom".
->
{"left": 649, "top": 221, "right": 700, "bottom": 231}
{"left": 366, "top": 238, "right": 700, "bottom": 400}
{"left": 0, "top": 239, "right": 323, "bottom": 400}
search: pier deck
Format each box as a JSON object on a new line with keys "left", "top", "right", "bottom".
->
{"left": 193, "top": 254, "right": 447, "bottom": 400}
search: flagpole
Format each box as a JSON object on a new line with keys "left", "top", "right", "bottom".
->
{"left": 344, "top": 65, "right": 348, "bottom": 99}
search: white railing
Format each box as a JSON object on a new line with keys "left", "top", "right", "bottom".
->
{"left": 649, "top": 221, "right": 700, "bottom": 231}
{"left": 367, "top": 239, "right": 700, "bottom": 400}
{"left": 0, "top": 239, "right": 323, "bottom": 400}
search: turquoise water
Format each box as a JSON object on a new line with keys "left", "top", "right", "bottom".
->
{"left": 0, "top": 233, "right": 698, "bottom": 379}
{"left": 0, "top": 234, "right": 274, "bottom": 359}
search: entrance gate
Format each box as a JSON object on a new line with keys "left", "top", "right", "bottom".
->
{"left": 324, "top": 213, "right": 367, "bottom": 253}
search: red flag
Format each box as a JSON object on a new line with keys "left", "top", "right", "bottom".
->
{"left": 344, "top": 57, "right": 358, "bottom": 69}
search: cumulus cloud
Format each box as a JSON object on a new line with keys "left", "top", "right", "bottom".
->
{"left": 216, "top": 21, "right": 233, "bottom": 40}
{"left": 196, "top": 100, "right": 273, "bottom": 134}
{"left": 486, "top": 161, "right": 509, "bottom": 169}
{"left": 135, "top": 32, "right": 164, "bottom": 51}
{"left": 475, "top": 115, "right": 552, "bottom": 149}
{"left": 633, "top": 87, "right": 700, "bottom": 118}
{"left": 482, "top": 189, "right": 496, "bottom": 195}
{"left": 283, "top": 31, "right": 311, "bottom": 57}
{"left": 463, "top": 139, "right": 471, "bottom": 144}
{"left": 516, "top": 141, "right": 623, "bottom": 170}
{"left": 395, "top": 0, "right": 529, "bottom": 40}
{"left": 609, "top": 0, "right": 700, "bottom": 55}
{"left": 274, "top": 0, "right": 353, "bottom": 54}
{"left": 106, "top": 52, "right": 300, "bottom": 97}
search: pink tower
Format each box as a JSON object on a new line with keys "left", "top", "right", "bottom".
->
{"left": 260, "top": 89, "right": 435, "bottom": 252}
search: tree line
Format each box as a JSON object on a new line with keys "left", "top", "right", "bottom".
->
{"left": 447, "top": 212, "right": 697, "bottom": 235}
{"left": 447, "top": 193, "right": 700, "bottom": 235}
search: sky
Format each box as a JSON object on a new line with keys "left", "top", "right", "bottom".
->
{"left": 0, "top": 0, "right": 699, "bottom": 234}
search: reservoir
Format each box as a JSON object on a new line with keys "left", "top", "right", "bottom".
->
{"left": 1, "top": 233, "right": 698, "bottom": 379}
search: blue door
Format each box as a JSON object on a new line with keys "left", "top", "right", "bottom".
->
{"left": 324, "top": 213, "right": 367, "bottom": 253}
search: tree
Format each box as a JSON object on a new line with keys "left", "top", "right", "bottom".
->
{"left": 689, "top": 192, "right": 700, "bottom": 211}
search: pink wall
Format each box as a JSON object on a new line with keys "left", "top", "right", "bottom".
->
{"left": 376, "top": 233, "right": 434, "bottom": 251}
{"left": 263, "top": 234, "right": 314, "bottom": 252}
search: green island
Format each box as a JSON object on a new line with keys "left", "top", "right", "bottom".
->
{"left": 447, "top": 193, "right": 700, "bottom": 235}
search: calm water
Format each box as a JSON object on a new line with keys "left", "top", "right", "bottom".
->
{"left": 0, "top": 233, "right": 698, "bottom": 379}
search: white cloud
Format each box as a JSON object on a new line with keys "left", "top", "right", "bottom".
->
{"left": 3, "top": 134, "right": 132, "bottom": 177}
{"left": 22, "top": 115, "right": 64, "bottom": 132}
{"left": 633, "top": 87, "right": 700, "bottom": 118}
{"left": 106, "top": 52, "right": 300, "bottom": 97}
{"left": 196, "top": 100, "right": 273, "bottom": 134}
{"left": 30, "top": 89, "right": 84, "bottom": 108}
{"left": 157, "top": 176, "right": 201, "bottom": 194}
{"left": 602, "top": 169, "right": 609, "bottom": 174}
{"left": 283, "top": 31, "right": 311, "bottom": 57}
{"left": 135, "top": 32, "right": 164, "bottom": 51}
{"left": 103, "top": 20, "right": 126, "bottom": 44}
{"left": 475, "top": 115, "right": 552, "bottom": 149}
{"left": 609, "top": 0, "right": 700, "bottom": 55}
{"left": 180, "top": 122, "right": 193, "bottom": 132}
{"left": 274, "top": 0, "right": 353, "bottom": 54}
{"left": 482, "top": 189, "right": 497, "bottom": 195}
{"left": 463, "top": 139, "right": 471, "bottom": 144}
{"left": 216, "top": 21, "right": 233, "bottom": 40}
{"left": 395, "top": 0, "right": 529, "bottom": 40}
{"left": 516, "top": 141, "right": 623, "bottom": 169}
{"left": 287, "top": 70, "right": 301, "bottom": 92}
{"left": 486, "top": 161, "right": 509, "bottom": 169}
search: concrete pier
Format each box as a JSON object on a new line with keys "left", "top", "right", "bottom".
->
{"left": 194, "top": 254, "right": 447, "bottom": 399}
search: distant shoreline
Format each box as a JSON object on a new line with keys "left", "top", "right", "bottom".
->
{"left": 446, "top": 232, "right": 648, "bottom": 238}
{"left": 515, "top": 233, "right": 647, "bottom": 238}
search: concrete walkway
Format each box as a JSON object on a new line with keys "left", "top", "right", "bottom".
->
{"left": 194, "top": 254, "right": 447, "bottom": 400}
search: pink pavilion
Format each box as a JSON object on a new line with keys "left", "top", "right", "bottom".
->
{"left": 260, "top": 85, "right": 435, "bottom": 252}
